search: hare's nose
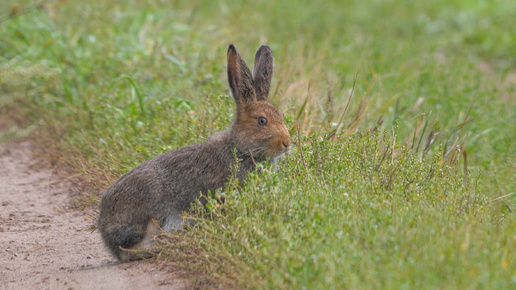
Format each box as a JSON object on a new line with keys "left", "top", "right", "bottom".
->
{"left": 282, "top": 140, "right": 291, "bottom": 150}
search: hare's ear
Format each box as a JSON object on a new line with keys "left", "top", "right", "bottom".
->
{"left": 252, "top": 45, "right": 274, "bottom": 101}
{"left": 227, "top": 44, "right": 256, "bottom": 106}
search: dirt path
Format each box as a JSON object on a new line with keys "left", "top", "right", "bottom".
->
{"left": 0, "top": 141, "right": 186, "bottom": 289}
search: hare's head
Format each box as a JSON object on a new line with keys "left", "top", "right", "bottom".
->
{"left": 227, "top": 44, "right": 291, "bottom": 161}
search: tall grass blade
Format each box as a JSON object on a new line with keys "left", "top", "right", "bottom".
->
{"left": 123, "top": 76, "right": 147, "bottom": 119}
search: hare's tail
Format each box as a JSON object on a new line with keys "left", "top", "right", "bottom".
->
{"left": 100, "top": 221, "right": 152, "bottom": 261}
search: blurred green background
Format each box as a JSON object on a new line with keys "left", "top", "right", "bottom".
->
{"left": 1, "top": 0, "right": 515, "bottom": 288}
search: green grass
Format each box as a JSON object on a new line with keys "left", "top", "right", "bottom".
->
{"left": 1, "top": 0, "right": 515, "bottom": 288}
{"left": 176, "top": 134, "right": 509, "bottom": 288}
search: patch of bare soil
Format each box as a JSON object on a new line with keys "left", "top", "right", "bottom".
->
{"left": 0, "top": 141, "right": 186, "bottom": 289}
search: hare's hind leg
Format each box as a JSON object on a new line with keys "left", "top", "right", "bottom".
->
{"left": 119, "top": 219, "right": 159, "bottom": 262}
{"left": 118, "top": 214, "right": 192, "bottom": 262}
{"left": 162, "top": 213, "right": 194, "bottom": 232}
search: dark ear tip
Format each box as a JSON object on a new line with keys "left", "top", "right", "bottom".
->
{"left": 228, "top": 44, "right": 237, "bottom": 55}
{"left": 257, "top": 45, "right": 272, "bottom": 54}
{"left": 258, "top": 45, "right": 271, "bottom": 51}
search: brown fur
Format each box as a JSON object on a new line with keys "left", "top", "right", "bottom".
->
{"left": 97, "top": 44, "right": 291, "bottom": 262}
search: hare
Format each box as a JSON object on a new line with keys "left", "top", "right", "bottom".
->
{"left": 97, "top": 44, "right": 291, "bottom": 262}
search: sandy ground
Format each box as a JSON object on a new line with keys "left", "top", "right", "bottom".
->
{"left": 0, "top": 141, "right": 186, "bottom": 289}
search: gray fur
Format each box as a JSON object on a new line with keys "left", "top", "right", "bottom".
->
{"left": 97, "top": 44, "right": 291, "bottom": 262}
{"left": 98, "top": 132, "right": 255, "bottom": 260}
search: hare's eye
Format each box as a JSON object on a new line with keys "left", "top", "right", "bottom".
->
{"left": 258, "top": 117, "right": 268, "bottom": 126}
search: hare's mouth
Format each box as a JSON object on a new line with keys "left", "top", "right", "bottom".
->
{"left": 268, "top": 147, "right": 290, "bottom": 158}
{"left": 248, "top": 147, "right": 280, "bottom": 160}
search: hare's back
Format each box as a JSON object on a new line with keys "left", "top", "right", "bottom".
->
{"left": 148, "top": 138, "right": 236, "bottom": 208}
